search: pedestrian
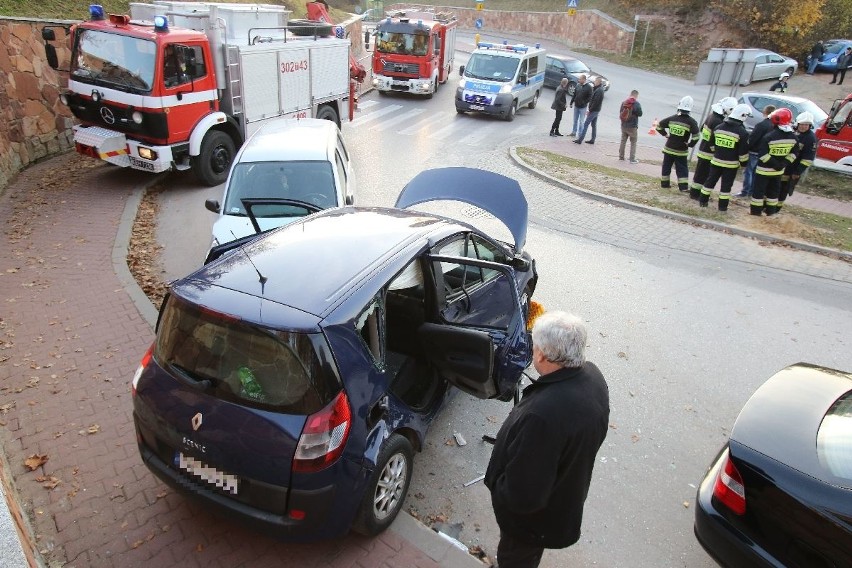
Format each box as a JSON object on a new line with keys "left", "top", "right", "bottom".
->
{"left": 550, "top": 78, "right": 569, "bottom": 136}
{"left": 485, "top": 311, "right": 610, "bottom": 568}
{"left": 750, "top": 108, "right": 798, "bottom": 216}
{"left": 778, "top": 111, "right": 817, "bottom": 212}
{"left": 618, "top": 89, "right": 643, "bottom": 163}
{"left": 830, "top": 46, "right": 852, "bottom": 85}
{"left": 568, "top": 74, "right": 592, "bottom": 137}
{"left": 737, "top": 104, "right": 776, "bottom": 198}
{"left": 573, "top": 77, "right": 604, "bottom": 145}
{"left": 769, "top": 72, "right": 789, "bottom": 92}
{"left": 689, "top": 96, "right": 737, "bottom": 200}
{"left": 698, "top": 103, "right": 751, "bottom": 211}
{"left": 807, "top": 40, "right": 825, "bottom": 74}
{"left": 656, "top": 96, "right": 700, "bottom": 192}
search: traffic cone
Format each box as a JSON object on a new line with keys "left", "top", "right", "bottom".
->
{"left": 648, "top": 118, "right": 659, "bottom": 135}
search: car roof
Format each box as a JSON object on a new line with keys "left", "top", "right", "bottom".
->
{"left": 238, "top": 118, "right": 337, "bottom": 163}
{"left": 183, "top": 207, "right": 464, "bottom": 319}
{"left": 741, "top": 91, "right": 814, "bottom": 105}
{"left": 547, "top": 54, "right": 579, "bottom": 63}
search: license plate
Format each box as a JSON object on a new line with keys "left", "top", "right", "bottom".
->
{"left": 470, "top": 104, "right": 485, "bottom": 111}
{"left": 129, "top": 156, "right": 156, "bottom": 171}
{"left": 175, "top": 452, "right": 239, "bottom": 494}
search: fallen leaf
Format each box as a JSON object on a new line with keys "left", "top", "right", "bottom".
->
{"left": 86, "top": 424, "right": 100, "bottom": 435}
{"left": 24, "top": 454, "right": 49, "bottom": 471}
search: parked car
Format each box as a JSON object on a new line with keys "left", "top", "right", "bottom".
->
{"left": 694, "top": 363, "right": 852, "bottom": 567}
{"left": 737, "top": 92, "right": 827, "bottom": 132}
{"left": 204, "top": 118, "right": 355, "bottom": 252}
{"left": 741, "top": 49, "right": 798, "bottom": 84}
{"left": 544, "top": 54, "right": 610, "bottom": 94}
{"left": 132, "top": 167, "right": 539, "bottom": 541}
{"left": 806, "top": 39, "right": 852, "bottom": 73}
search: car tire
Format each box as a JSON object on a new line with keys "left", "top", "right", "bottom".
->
{"left": 505, "top": 100, "right": 517, "bottom": 122}
{"left": 785, "top": 66, "right": 795, "bottom": 75}
{"left": 351, "top": 434, "right": 413, "bottom": 536}
{"left": 287, "top": 19, "right": 333, "bottom": 37}
{"left": 192, "top": 130, "right": 235, "bottom": 187}
{"left": 528, "top": 90, "right": 539, "bottom": 109}
{"left": 315, "top": 104, "right": 340, "bottom": 128}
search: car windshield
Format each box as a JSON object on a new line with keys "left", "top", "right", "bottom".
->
{"left": 71, "top": 29, "right": 155, "bottom": 92}
{"left": 826, "top": 43, "right": 850, "bottom": 54}
{"left": 817, "top": 390, "right": 852, "bottom": 482}
{"left": 155, "top": 295, "right": 337, "bottom": 413}
{"left": 564, "top": 60, "right": 590, "bottom": 73}
{"left": 223, "top": 161, "right": 337, "bottom": 215}
{"left": 464, "top": 53, "right": 519, "bottom": 82}
{"left": 376, "top": 31, "right": 429, "bottom": 56}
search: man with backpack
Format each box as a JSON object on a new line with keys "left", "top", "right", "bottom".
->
{"left": 618, "top": 90, "right": 643, "bottom": 163}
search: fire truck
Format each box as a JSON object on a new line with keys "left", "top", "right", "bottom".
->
{"left": 42, "top": 2, "right": 352, "bottom": 186}
{"left": 371, "top": 9, "right": 457, "bottom": 98}
{"left": 815, "top": 92, "right": 852, "bottom": 172}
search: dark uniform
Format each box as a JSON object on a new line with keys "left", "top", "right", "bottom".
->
{"left": 779, "top": 127, "right": 817, "bottom": 210}
{"left": 751, "top": 128, "right": 798, "bottom": 216}
{"left": 657, "top": 112, "right": 700, "bottom": 192}
{"left": 689, "top": 110, "right": 726, "bottom": 200}
{"left": 699, "top": 118, "right": 750, "bottom": 211}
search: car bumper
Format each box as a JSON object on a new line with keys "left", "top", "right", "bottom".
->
{"left": 373, "top": 74, "right": 434, "bottom": 95}
{"left": 694, "top": 449, "right": 778, "bottom": 568}
{"left": 455, "top": 88, "right": 514, "bottom": 117}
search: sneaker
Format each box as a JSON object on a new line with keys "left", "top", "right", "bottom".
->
{"left": 555, "top": 132, "right": 564, "bottom": 137}
{"left": 619, "top": 157, "right": 625, "bottom": 161}
{"left": 568, "top": 133, "right": 576, "bottom": 137}
{"left": 573, "top": 140, "right": 582, "bottom": 144}
{"left": 736, "top": 192, "right": 750, "bottom": 198}
{"left": 585, "top": 140, "right": 595, "bottom": 144}
{"left": 630, "top": 159, "right": 640, "bottom": 164}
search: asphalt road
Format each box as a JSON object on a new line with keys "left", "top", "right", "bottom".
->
{"left": 153, "top": 41, "right": 852, "bottom": 567}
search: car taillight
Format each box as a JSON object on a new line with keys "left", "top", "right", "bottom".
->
{"left": 713, "top": 448, "right": 746, "bottom": 515}
{"left": 292, "top": 391, "right": 351, "bottom": 473}
{"left": 131, "top": 344, "right": 154, "bottom": 398}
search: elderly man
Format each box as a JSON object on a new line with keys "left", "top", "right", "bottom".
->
{"left": 485, "top": 311, "right": 610, "bottom": 568}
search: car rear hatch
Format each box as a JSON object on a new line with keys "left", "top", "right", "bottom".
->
{"left": 133, "top": 294, "right": 340, "bottom": 515}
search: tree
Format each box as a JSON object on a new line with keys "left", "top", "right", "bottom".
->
{"left": 710, "top": 0, "right": 825, "bottom": 54}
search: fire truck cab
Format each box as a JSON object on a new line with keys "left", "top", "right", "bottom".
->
{"left": 815, "top": 92, "right": 852, "bottom": 172}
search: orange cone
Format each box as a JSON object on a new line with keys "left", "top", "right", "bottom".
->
{"left": 648, "top": 118, "right": 659, "bottom": 135}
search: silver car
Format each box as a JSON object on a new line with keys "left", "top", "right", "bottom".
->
{"left": 737, "top": 92, "right": 827, "bottom": 132}
{"left": 745, "top": 49, "right": 798, "bottom": 84}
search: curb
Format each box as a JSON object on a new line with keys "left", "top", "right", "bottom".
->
{"left": 509, "top": 146, "right": 852, "bottom": 263}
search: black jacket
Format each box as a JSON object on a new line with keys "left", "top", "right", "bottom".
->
{"left": 657, "top": 111, "right": 700, "bottom": 156}
{"left": 696, "top": 111, "right": 726, "bottom": 160}
{"left": 570, "top": 82, "right": 592, "bottom": 108}
{"left": 709, "top": 118, "right": 750, "bottom": 169}
{"left": 748, "top": 117, "right": 774, "bottom": 153}
{"left": 551, "top": 84, "right": 568, "bottom": 112}
{"left": 485, "top": 362, "right": 610, "bottom": 549}
{"left": 587, "top": 85, "right": 604, "bottom": 112}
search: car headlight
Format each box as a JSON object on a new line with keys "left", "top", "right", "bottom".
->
{"left": 459, "top": 78, "right": 467, "bottom": 89}
{"left": 499, "top": 84, "right": 512, "bottom": 94}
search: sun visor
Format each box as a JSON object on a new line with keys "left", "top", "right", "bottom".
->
{"left": 395, "top": 167, "right": 528, "bottom": 251}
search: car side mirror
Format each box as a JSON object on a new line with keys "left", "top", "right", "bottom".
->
{"left": 205, "top": 198, "right": 221, "bottom": 213}
{"left": 459, "top": 65, "right": 465, "bottom": 76}
{"left": 45, "top": 44, "right": 59, "bottom": 70}
{"left": 518, "top": 73, "right": 528, "bottom": 84}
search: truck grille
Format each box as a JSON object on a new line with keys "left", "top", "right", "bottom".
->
{"left": 383, "top": 61, "right": 419, "bottom": 75}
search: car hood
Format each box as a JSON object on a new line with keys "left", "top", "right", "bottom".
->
{"left": 732, "top": 363, "right": 852, "bottom": 486}
{"left": 395, "top": 167, "right": 528, "bottom": 252}
{"left": 211, "top": 215, "right": 298, "bottom": 247}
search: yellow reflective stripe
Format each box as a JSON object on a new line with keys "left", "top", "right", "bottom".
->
{"left": 755, "top": 168, "right": 784, "bottom": 176}
{"left": 696, "top": 151, "right": 713, "bottom": 160}
{"left": 662, "top": 147, "right": 688, "bottom": 156}
{"left": 800, "top": 159, "right": 813, "bottom": 167}
{"left": 710, "top": 158, "right": 740, "bottom": 168}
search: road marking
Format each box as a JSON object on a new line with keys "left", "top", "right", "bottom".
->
{"left": 397, "top": 111, "right": 458, "bottom": 136}
{"left": 371, "top": 108, "right": 426, "bottom": 131}
{"left": 349, "top": 104, "right": 403, "bottom": 127}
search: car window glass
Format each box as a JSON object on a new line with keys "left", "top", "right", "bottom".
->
{"left": 355, "top": 296, "right": 384, "bottom": 367}
{"left": 337, "top": 134, "right": 350, "bottom": 162}
{"left": 433, "top": 234, "right": 506, "bottom": 311}
{"left": 435, "top": 258, "right": 516, "bottom": 329}
{"left": 334, "top": 150, "right": 347, "bottom": 190}
{"left": 817, "top": 391, "right": 852, "bottom": 481}
{"left": 223, "top": 161, "right": 337, "bottom": 214}
{"left": 565, "top": 60, "right": 589, "bottom": 73}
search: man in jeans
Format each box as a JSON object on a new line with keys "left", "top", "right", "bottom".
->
{"left": 568, "top": 75, "right": 592, "bottom": 137}
{"left": 738, "top": 104, "right": 775, "bottom": 198}
{"left": 830, "top": 46, "right": 852, "bottom": 85}
{"left": 573, "top": 77, "right": 604, "bottom": 145}
{"left": 618, "top": 89, "right": 643, "bottom": 163}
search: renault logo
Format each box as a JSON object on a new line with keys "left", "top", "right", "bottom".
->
{"left": 191, "top": 412, "right": 203, "bottom": 431}
{"left": 99, "top": 106, "right": 115, "bottom": 125}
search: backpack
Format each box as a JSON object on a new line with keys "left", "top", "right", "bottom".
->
{"left": 619, "top": 99, "right": 634, "bottom": 122}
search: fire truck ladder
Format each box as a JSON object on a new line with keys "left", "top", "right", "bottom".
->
{"left": 225, "top": 45, "right": 243, "bottom": 119}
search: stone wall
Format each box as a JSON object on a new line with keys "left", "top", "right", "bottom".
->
{"left": 386, "top": 4, "right": 635, "bottom": 54}
{"left": 0, "top": 17, "right": 75, "bottom": 192}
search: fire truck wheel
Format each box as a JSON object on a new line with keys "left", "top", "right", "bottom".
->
{"left": 505, "top": 100, "right": 517, "bottom": 122}
{"left": 193, "top": 130, "right": 235, "bottom": 187}
{"left": 316, "top": 105, "right": 341, "bottom": 128}
{"left": 528, "top": 90, "right": 539, "bottom": 110}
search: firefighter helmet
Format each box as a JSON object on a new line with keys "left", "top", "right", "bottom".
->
{"left": 729, "top": 104, "right": 752, "bottom": 122}
{"left": 770, "top": 108, "right": 794, "bottom": 132}
{"left": 677, "top": 96, "right": 693, "bottom": 112}
{"left": 795, "top": 111, "right": 814, "bottom": 125}
{"left": 779, "top": 72, "right": 790, "bottom": 80}
{"left": 719, "top": 97, "right": 738, "bottom": 116}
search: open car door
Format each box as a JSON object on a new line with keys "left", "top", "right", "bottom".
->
{"left": 418, "top": 254, "right": 531, "bottom": 401}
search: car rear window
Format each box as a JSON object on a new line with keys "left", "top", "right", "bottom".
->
{"left": 154, "top": 296, "right": 337, "bottom": 414}
{"left": 817, "top": 390, "right": 852, "bottom": 481}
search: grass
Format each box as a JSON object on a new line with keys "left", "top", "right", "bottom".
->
{"left": 516, "top": 147, "right": 852, "bottom": 253}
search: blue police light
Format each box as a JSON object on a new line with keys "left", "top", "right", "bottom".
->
{"left": 535, "top": 43, "right": 541, "bottom": 49}
{"left": 89, "top": 4, "right": 105, "bottom": 20}
{"left": 153, "top": 15, "right": 169, "bottom": 32}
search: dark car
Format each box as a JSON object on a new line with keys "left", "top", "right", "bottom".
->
{"left": 694, "top": 363, "right": 852, "bottom": 567}
{"left": 132, "top": 167, "right": 538, "bottom": 541}
{"left": 806, "top": 39, "right": 852, "bottom": 73}
{"left": 544, "top": 54, "right": 610, "bottom": 94}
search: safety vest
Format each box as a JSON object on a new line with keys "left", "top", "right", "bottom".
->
{"left": 696, "top": 112, "right": 725, "bottom": 161}
{"left": 755, "top": 128, "right": 798, "bottom": 177}
{"left": 657, "top": 112, "right": 700, "bottom": 157}
{"left": 709, "top": 120, "right": 750, "bottom": 169}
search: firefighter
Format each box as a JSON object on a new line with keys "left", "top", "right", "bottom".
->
{"left": 698, "top": 104, "right": 751, "bottom": 211}
{"left": 750, "top": 108, "right": 798, "bottom": 216}
{"left": 689, "top": 96, "right": 737, "bottom": 200}
{"left": 769, "top": 72, "right": 790, "bottom": 93}
{"left": 778, "top": 111, "right": 817, "bottom": 212}
{"left": 657, "top": 96, "right": 700, "bottom": 192}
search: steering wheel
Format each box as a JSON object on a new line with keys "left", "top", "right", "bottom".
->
{"left": 300, "top": 193, "right": 331, "bottom": 207}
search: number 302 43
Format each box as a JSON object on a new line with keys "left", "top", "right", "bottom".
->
{"left": 281, "top": 60, "right": 309, "bottom": 73}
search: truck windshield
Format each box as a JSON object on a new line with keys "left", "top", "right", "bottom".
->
{"left": 376, "top": 31, "right": 429, "bottom": 56}
{"left": 464, "top": 53, "right": 519, "bottom": 82}
{"left": 71, "top": 30, "right": 156, "bottom": 92}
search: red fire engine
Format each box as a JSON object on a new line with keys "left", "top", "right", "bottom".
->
{"left": 371, "top": 9, "right": 457, "bottom": 98}
{"left": 42, "top": 2, "right": 353, "bottom": 186}
{"left": 815, "top": 91, "right": 852, "bottom": 172}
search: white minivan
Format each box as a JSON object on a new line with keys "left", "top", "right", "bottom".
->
{"left": 204, "top": 118, "right": 355, "bottom": 252}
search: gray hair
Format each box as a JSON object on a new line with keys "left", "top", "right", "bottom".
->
{"left": 531, "top": 311, "right": 587, "bottom": 368}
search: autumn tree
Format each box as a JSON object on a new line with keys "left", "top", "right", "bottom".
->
{"left": 710, "top": 0, "right": 825, "bottom": 54}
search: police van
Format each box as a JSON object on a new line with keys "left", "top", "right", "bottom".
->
{"left": 455, "top": 42, "right": 546, "bottom": 121}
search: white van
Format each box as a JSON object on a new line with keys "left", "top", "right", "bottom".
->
{"left": 455, "top": 42, "right": 546, "bottom": 121}
{"left": 204, "top": 118, "right": 355, "bottom": 253}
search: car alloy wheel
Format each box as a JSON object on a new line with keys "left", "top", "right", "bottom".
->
{"left": 352, "top": 433, "right": 413, "bottom": 535}
{"left": 374, "top": 453, "right": 407, "bottom": 520}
